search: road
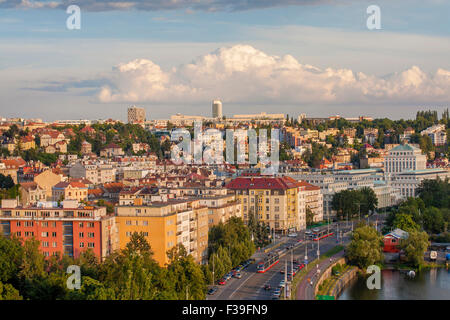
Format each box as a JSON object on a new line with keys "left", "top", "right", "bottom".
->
{"left": 207, "top": 214, "right": 386, "bottom": 300}
{"left": 208, "top": 221, "right": 353, "bottom": 300}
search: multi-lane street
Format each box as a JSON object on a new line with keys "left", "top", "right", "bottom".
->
{"left": 207, "top": 221, "right": 356, "bottom": 300}
{"left": 207, "top": 214, "right": 386, "bottom": 300}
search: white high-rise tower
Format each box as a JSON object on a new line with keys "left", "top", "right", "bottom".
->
{"left": 212, "top": 100, "right": 223, "bottom": 119}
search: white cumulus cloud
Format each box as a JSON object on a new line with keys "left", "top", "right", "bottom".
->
{"left": 97, "top": 44, "right": 450, "bottom": 105}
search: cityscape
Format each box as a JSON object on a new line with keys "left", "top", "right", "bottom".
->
{"left": 0, "top": 0, "right": 449, "bottom": 309}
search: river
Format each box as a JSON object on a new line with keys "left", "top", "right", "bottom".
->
{"left": 338, "top": 268, "right": 450, "bottom": 300}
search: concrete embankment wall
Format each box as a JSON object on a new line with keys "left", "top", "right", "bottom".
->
{"left": 314, "top": 257, "right": 359, "bottom": 298}
{"left": 314, "top": 257, "right": 346, "bottom": 296}
{"left": 330, "top": 267, "right": 359, "bottom": 298}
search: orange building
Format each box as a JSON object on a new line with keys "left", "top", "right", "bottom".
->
{"left": 0, "top": 199, "right": 117, "bottom": 260}
{"left": 115, "top": 199, "right": 208, "bottom": 266}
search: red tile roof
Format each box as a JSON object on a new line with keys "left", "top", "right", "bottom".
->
{"left": 225, "top": 176, "right": 301, "bottom": 190}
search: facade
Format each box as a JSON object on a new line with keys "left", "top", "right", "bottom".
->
{"left": 81, "top": 141, "right": 92, "bottom": 155}
{"left": 127, "top": 106, "right": 146, "bottom": 124}
{"left": 52, "top": 181, "right": 88, "bottom": 202}
{"left": 383, "top": 228, "right": 409, "bottom": 253}
{"left": 34, "top": 169, "right": 63, "bottom": 200}
{"left": 70, "top": 163, "right": 116, "bottom": 185}
{"left": 212, "top": 100, "right": 223, "bottom": 119}
{"left": 225, "top": 176, "right": 306, "bottom": 233}
{"left": 19, "top": 182, "right": 47, "bottom": 206}
{"left": 421, "top": 124, "right": 447, "bottom": 146}
{"left": 197, "top": 194, "right": 242, "bottom": 227}
{"left": 115, "top": 199, "right": 208, "bottom": 266}
{"left": 389, "top": 168, "right": 450, "bottom": 199}
{"left": 298, "top": 181, "right": 323, "bottom": 223}
{"left": 0, "top": 199, "right": 117, "bottom": 260}
{"left": 384, "top": 144, "right": 427, "bottom": 174}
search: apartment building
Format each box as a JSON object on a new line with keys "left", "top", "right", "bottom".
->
{"left": 225, "top": 176, "right": 307, "bottom": 233}
{"left": 421, "top": 124, "right": 447, "bottom": 146}
{"left": 197, "top": 194, "right": 242, "bottom": 227}
{"left": 52, "top": 181, "right": 88, "bottom": 202}
{"left": 69, "top": 162, "right": 116, "bottom": 185}
{"left": 298, "top": 181, "right": 323, "bottom": 223}
{"left": 0, "top": 199, "right": 117, "bottom": 260}
{"left": 115, "top": 199, "right": 208, "bottom": 266}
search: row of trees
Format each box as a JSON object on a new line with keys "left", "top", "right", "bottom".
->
{"left": 207, "top": 217, "right": 255, "bottom": 283}
{"left": 0, "top": 233, "right": 208, "bottom": 300}
{"left": 331, "top": 187, "right": 378, "bottom": 220}
{"left": 383, "top": 179, "right": 449, "bottom": 236}
{"left": 346, "top": 223, "right": 429, "bottom": 269}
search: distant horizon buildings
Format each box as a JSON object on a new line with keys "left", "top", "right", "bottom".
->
{"left": 127, "top": 106, "right": 146, "bottom": 124}
{"left": 212, "top": 100, "right": 223, "bottom": 119}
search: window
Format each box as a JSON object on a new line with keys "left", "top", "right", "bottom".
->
{"left": 52, "top": 242, "right": 57, "bottom": 248}
{"left": 126, "top": 220, "right": 132, "bottom": 225}
{"left": 79, "top": 222, "right": 84, "bottom": 228}
{"left": 52, "top": 232, "right": 57, "bottom": 237}
{"left": 88, "top": 243, "right": 95, "bottom": 248}
{"left": 79, "top": 232, "right": 84, "bottom": 238}
{"left": 41, "top": 232, "right": 49, "bottom": 237}
{"left": 143, "top": 220, "right": 148, "bottom": 226}
{"left": 80, "top": 242, "right": 84, "bottom": 248}
{"left": 16, "top": 221, "right": 20, "bottom": 227}
{"left": 88, "top": 232, "right": 94, "bottom": 238}
{"left": 42, "top": 241, "right": 49, "bottom": 247}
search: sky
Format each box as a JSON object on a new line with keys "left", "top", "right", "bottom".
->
{"left": 0, "top": 0, "right": 449, "bottom": 121}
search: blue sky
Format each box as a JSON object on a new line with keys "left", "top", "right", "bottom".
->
{"left": 0, "top": 0, "right": 449, "bottom": 121}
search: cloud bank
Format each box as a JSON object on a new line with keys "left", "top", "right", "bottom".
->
{"left": 0, "top": 0, "right": 344, "bottom": 12}
{"left": 96, "top": 44, "right": 450, "bottom": 105}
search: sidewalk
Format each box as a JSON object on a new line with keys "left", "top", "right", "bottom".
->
{"left": 295, "top": 251, "right": 345, "bottom": 300}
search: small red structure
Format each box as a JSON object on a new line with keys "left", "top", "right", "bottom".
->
{"left": 383, "top": 228, "right": 409, "bottom": 253}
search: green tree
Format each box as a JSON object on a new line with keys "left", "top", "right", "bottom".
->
{"left": 346, "top": 225, "right": 384, "bottom": 269}
{"left": 392, "top": 213, "right": 420, "bottom": 233}
{"left": 400, "top": 231, "right": 429, "bottom": 267}
{"left": 0, "top": 282, "right": 22, "bottom": 300}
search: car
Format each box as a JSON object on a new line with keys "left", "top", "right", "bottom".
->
{"left": 264, "top": 284, "right": 272, "bottom": 291}
{"left": 312, "top": 228, "right": 320, "bottom": 233}
{"left": 218, "top": 279, "right": 227, "bottom": 285}
{"left": 273, "top": 288, "right": 281, "bottom": 296}
{"left": 305, "top": 230, "right": 312, "bottom": 235}
{"left": 207, "top": 287, "right": 218, "bottom": 295}
{"left": 288, "top": 233, "right": 297, "bottom": 238}
{"left": 236, "top": 266, "right": 242, "bottom": 272}
{"left": 234, "top": 273, "right": 242, "bottom": 279}
{"left": 280, "top": 269, "right": 285, "bottom": 274}
{"left": 279, "top": 280, "right": 286, "bottom": 288}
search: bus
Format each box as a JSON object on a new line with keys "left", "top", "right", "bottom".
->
{"left": 312, "top": 229, "right": 334, "bottom": 241}
{"left": 256, "top": 252, "right": 280, "bottom": 273}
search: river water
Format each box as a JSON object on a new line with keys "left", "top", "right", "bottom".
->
{"left": 338, "top": 268, "right": 450, "bottom": 300}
